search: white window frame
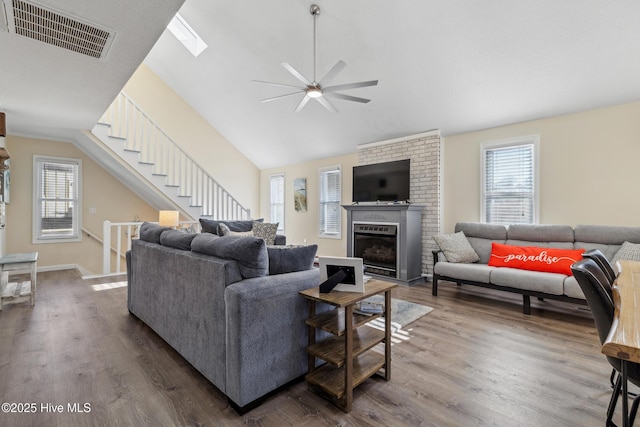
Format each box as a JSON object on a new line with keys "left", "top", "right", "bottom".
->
{"left": 480, "top": 136, "right": 539, "bottom": 225}
{"left": 269, "top": 173, "right": 285, "bottom": 233}
{"left": 33, "top": 155, "right": 82, "bottom": 243}
{"left": 319, "top": 165, "right": 342, "bottom": 239}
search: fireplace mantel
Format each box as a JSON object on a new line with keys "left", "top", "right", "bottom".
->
{"left": 343, "top": 204, "right": 425, "bottom": 285}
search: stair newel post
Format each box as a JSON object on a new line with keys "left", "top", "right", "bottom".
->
{"left": 103, "top": 220, "right": 111, "bottom": 275}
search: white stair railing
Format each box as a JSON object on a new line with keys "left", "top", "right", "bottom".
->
{"left": 102, "top": 220, "right": 200, "bottom": 275}
{"left": 98, "top": 92, "right": 251, "bottom": 220}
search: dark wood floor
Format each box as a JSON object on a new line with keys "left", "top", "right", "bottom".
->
{"left": 0, "top": 269, "right": 629, "bottom": 426}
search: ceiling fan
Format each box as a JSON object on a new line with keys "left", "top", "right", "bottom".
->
{"left": 254, "top": 4, "right": 378, "bottom": 113}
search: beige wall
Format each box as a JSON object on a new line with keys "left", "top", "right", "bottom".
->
{"left": 5, "top": 136, "right": 158, "bottom": 274}
{"left": 443, "top": 101, "right": 640, "bottom": 232}
{"left": 123, "top": 64, "right": 260, "bottom": 215}
{"left": 260, "top": 153, "right": 358, "bottom": 257}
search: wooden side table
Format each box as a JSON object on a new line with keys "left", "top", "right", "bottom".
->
{"left": 299, "top": 279, "right": 397, "bottom": 412}
{"left": 0, "top": 252, "right": 38, "bottom": 311}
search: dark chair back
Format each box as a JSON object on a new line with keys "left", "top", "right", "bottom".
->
{"left": 582, "top": 249, "right": 617, "bottom": 285}
{"left": 571, "top": 258, "right": 615, "bottom": 345}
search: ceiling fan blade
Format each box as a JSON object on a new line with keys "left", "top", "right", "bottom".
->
{"left": 253, "top": 80, "right": 305, "bottom": 90}
{"left": 294, "top": 95, "right": 310, "bottom": 113}
{"left": 260, "top": 91, "right": 305, "bottom": 103}
{"left": 323, "top": 92, "right": 371, "bottom": 104}
{"left": 323, "top": 80, "right": 378, "bottom": 93}
{"left": 316, "top": 96, "right": 338, "bottom": 113}
{"left": 281, "top": 63, "right": 313, "bottom": 86}
{"left": 319, "top": 60, "right": 346, "bottom": 86}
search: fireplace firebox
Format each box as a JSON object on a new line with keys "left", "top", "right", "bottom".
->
{"left": 343, "top": 204, "right": 425, "bottom": 285}
{"left": 353, "top": 223, "right": 398, "bottom": 278}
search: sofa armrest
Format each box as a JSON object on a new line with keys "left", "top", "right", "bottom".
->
{"left": 223, "top": 268, "right": 325, "bottom": 407}
{"left": 274, "top": 234, "right": 286, "bottom": 245}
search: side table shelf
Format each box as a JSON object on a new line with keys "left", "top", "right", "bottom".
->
{"left": 299, "top": 279, "right": 397, "bottom": 412}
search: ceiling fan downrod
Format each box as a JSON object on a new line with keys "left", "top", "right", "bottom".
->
{"left": 311, "top": 4, "right": 320, "bottom": 83}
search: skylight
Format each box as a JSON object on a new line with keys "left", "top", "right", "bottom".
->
{"left": 167, "top": 13, "right": 207, "bottom": 57}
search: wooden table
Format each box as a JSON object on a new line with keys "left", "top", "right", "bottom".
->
{"left": 299, "top": 279, "right": 397, "bottom": 412}
{"left": 602, "top": 260, "right": 640, "bottom": 427}
{"left": 0, "top": 252, "right": 38, "bottom": 311}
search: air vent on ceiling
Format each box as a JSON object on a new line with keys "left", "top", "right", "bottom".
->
{"left": 3, "top": 0, "right": 115, "bottom": 59}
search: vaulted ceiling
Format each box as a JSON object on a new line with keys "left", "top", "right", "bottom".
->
{"left": 2, "top": 0, "right": 640, "bottom": 169}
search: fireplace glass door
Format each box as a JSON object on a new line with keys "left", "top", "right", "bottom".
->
{"left": 352, "top": 223, "right": 398, "bottom": 278}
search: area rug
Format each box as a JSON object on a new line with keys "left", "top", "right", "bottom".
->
{"left": 362, "top": 296, "right": 433, "bottom": 337}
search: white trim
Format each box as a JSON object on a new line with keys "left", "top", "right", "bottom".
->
{"left": 480, "top": 135, "right": 540, "bottom": 224}
{"left": 357, "top": 130, "right": 441, "bottom": 151}
{"left": 32, "top": 155, "right": 83, "bottom": 244}
{"left": 318, "top": 165, "right": 342, "bottom": 239}
{"left": 269, "top": 172, "right": 285, "bottom": 233}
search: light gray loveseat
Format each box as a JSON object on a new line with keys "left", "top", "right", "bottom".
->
{"left": 432, "top": 222, "right": 640, "bottom": 314}
{"left": 126, "top": 222, "right": 323, "bottom": 411}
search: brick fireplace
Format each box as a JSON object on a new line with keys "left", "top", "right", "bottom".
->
{"left": 355, "top": 130, "right": 442, "bottom": 279}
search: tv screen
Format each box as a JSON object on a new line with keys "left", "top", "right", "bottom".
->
{"left": 352, "top": 159, "right": 410, "bottom": 203}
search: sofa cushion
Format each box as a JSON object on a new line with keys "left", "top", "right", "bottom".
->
{"left": 267, "top": 244, "right": 318, "bottom": 275}
{"left": 455, "top": 222, "right": 507, "bottom": 240}
{"left": 191, "top": 234, "right": 268, "bottom": 279}
{"left": 506, "top": 224, "right": 574, "bottom": 243}
{"left": 160, "top": 229, "right": 197, "bottom": 250}
{"left": 490, "top": 267, "right": 565, "bottom": 295}
{"left": 612, "top": 241, "right": 640, "bottom": 265}
{"left": 199, "top": 218, "right": 264, "bottom": 235}
{"left": 139, "top": 222, "right": 171, "bottom": 244}
{"left": 488, "top": 243, "right": 584, "bottom": 276}
{"left": 574, "top": 224, "right": 640, "bottom": 246}
{"left": 434, "top": 262, "right": 495, "bottom": 283}
{"left": 433, "top": 231, "right": 479, "bottom": 263}
{"left": 563, "top": 276, "right": 586, "bottom": 300}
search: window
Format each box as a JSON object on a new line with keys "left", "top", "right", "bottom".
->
{"left": 33, "top": 156, "right": 82, "bottom": 243}
{"left": 319, "top": 165, "right": 342, "bottom": 238}
{"left": 269, "top": 173, "right": 285, "bottom": 233}
{"left": 481, "top": 136, "right": 539, "bottom": 224}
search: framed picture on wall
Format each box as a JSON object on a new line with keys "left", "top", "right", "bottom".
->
{"left": 0, "top": 158, "right": 9, "bottom": 204}
{"left": 294, "top": 177, "right": 307, "bottom": 212}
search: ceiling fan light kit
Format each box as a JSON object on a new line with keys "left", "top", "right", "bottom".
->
{"left": 254, "top": 4, "right": 378, "bottom": 112}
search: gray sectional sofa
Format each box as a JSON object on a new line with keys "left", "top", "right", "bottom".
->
{"left": 432, "top": 222, "right": 640, "bottom": 314}
{"left": 126, "top": 222, "right": 323, "bottom": 411}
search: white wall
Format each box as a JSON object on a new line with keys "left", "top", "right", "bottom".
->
{"left": 260, "top": 153, "right": 358, "bottom": 257}
{"left": 5, "top": 136, "right": 158, "bottom": 274}
{"left": 123, "top": 64, "right": 260, "bottom": 215}
{"left": 442, "top": 101, "right": 640, "bottom": 232}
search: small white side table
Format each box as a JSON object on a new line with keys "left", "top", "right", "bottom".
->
{"left": 0, "top": 252, "right": 38, "bottom": 311}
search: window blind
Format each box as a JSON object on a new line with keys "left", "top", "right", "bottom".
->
{"left": 34, "top": 157, "right": 81, "bottom": 241}
{"left": 319, "top": 166, "right": 341, "bottom": 237}
{"left": 483, "top": 143, "right": 534, "bottom": 224}
{"left": 269, "top": 173, "right": 285, "bottom": 232}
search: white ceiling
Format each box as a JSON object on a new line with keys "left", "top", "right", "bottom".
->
{"left": 0, "top": 0, "right": 184, "bottom": 140}
{"left": 2, "top": 0, "right": 640, "bottom": 170}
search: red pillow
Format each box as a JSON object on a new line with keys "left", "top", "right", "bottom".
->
{"left": 488, "top": 243, "right": 585, "bottom": 276}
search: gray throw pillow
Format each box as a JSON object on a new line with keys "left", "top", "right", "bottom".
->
{"left": 267, "top": 244, "right": 317, "bottom": 275}
{"left": 612, "top": 241, "right": 640, "bottom": 265}
{"left": 199, "top": 218, "right": 263, "bottom": 235}
{"left": 160, "top": 229, "right": 197, "bottom": 250}
{"left": 433, "top": 231, "right": 480, "bottom": 263}
{"left": 191, "top": 234, "right": 268, "bottom": 279}
{"left": 252, "top": 221, "right": 279, "bottom": 245}
{"left": 218, "top": 223, "right": 253, "bottom": 237}
{"left": 139, "top": 222, "right": 171, "bottom": 244}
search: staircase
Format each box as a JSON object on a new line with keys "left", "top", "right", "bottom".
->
{"left": 89, "top": 92, "right": 250, "bottom": 221}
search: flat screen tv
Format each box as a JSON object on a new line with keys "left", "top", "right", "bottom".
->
{"left": 352, "top": 159, "right": 410, "bottom": 203}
